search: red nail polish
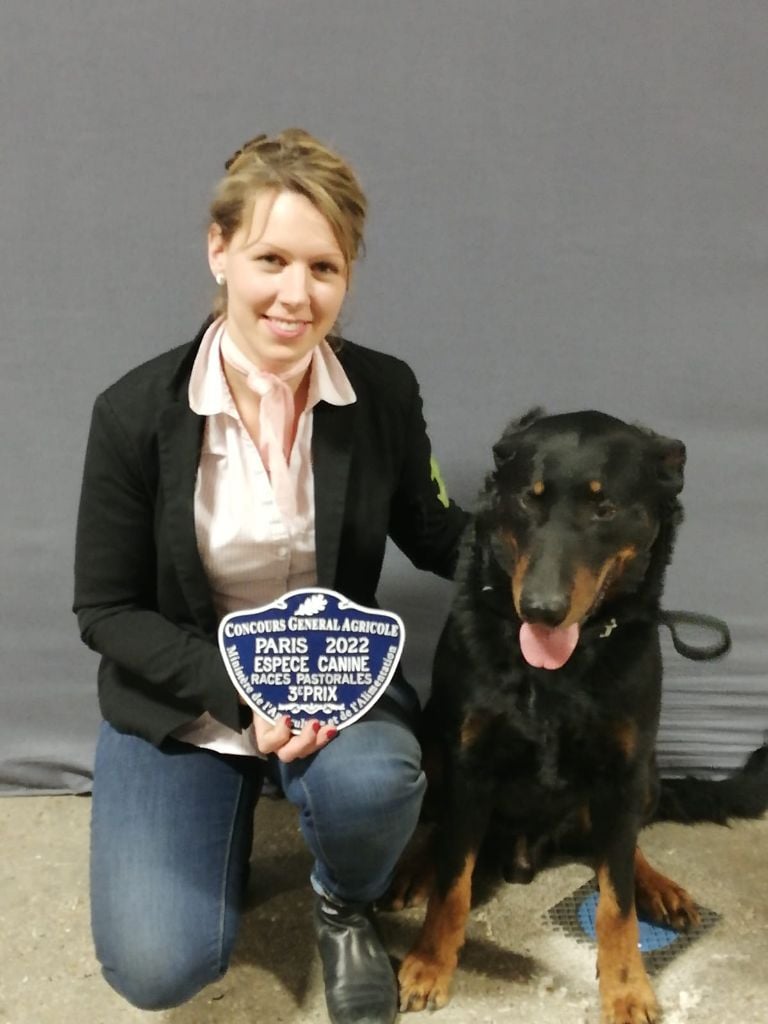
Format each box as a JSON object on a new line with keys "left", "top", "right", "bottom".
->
{"left": 326, "top": 727, "right": 338, "bottom": 739}
{"left": 283, "top": 716, "right": 293, "bottom": 729}
{"left": 312, "top": 721, "right": 322, "bottom": 733}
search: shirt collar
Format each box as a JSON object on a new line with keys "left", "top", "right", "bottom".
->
{"left": 188, "top": 317, "right": 356, "bottom": 417}
{"left": 306, "top": 337, "right": 357, "bottom": 410}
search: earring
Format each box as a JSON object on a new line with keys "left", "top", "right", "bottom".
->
{"left": 215, "top": 273, "right": 226, "bottom": 286}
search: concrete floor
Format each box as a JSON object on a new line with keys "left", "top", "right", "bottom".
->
{"left": 1, "top": 795, "right": 766, "bottom": 1024}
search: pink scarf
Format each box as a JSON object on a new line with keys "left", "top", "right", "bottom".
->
{"left": 219, "top": 327, "right": 313, "bottom": 519}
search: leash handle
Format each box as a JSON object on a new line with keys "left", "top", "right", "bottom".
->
{"left": 659, "top": 610, "right": 731, "bottom": 661}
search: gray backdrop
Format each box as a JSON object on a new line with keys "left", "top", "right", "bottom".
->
{"left": 2, "top": 1, "right": 766, "bottom": 793}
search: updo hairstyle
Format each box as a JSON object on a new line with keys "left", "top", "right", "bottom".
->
{"left": 210, "top": 129, "right": 368, "bottom": 316}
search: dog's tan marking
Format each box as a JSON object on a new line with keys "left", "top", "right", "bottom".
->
{"left": 513, "top": 540, "right": 639, "bottom": 627}
{"left": 399, "top": 850, "right": 478, "bottom": 1012}
{"left": 494, "top": 529, "right": 519, "bottom": 575}
{"left": 502, "top": 528, "right": 519, "bottom": 550}
{"left": 460, "top": 711, "right": 493, "bottom": 752}
{"left": 511, "top": 552, "right": 530, "bottom": 615}
{"left": 568, "top": 564, "right": 606, "bottom": 623}
{"left": 612, "top": 721, "right": 638, "bottom": 760}
{"left": 578, "top": 803, "right": 592, "bottom": 834}
{"left": 600, "top": 546, "right": 640, "bottom": 602}
{"left": 590, "top": 479, "right": 603, "bottom": 493}
{"left": 595, "top": 863, "right": 659, "bottom": 1024}
{"left": 614, "top": 545, "right": 638, "bottom": 568}
{"left": 608, "top": 546, "right": 639, "bottom": 584}
{"left": 633, "top": 847, "right": 700, "bottom": 930}
{"left": 532, "top": 480, "right": 545, "bottom": 496}
{"left": 567, "top": 546, "right": 640, "bottom": 626}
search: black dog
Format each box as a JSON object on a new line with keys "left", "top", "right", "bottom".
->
{"left": 396, "top": 409, "right": 768, "bottom": 1024}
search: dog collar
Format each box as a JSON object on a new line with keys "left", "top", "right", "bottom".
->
{"left": 583, "top": 609, "right": 731, "bottom": 660}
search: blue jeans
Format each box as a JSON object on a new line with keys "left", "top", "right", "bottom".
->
{"left": 90, "top": 707, "right": 425, "bottom": 1010}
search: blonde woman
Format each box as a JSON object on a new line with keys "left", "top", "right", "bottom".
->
{"left": 74, "top": 129, "right": 468, "bottom": 1024}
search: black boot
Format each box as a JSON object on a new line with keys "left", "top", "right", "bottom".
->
{"left": 313, "top": 895, "right": 398, "bottom": 1024}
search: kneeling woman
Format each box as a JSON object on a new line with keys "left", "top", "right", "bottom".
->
{"left": 74, "top": 129, "right": 468, "bottom": 1024}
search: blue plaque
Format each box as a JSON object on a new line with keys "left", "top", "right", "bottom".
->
{"left": 218, "top": 588, "right": 405, "bottom": 732}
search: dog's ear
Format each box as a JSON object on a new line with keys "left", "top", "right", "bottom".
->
{"left": 508, "top": 407, "right": 545, "bottom": 433}
{"left": 493, "top": 407, "right": 545, "bottom": 468}
{"left": 654, "top": 436, "right": 686, "bottom": 494}
{"left": 634, "top": 422, "right": 687, "bottom": 495}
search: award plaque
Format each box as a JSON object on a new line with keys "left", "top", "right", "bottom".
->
{"left": 218, "top": 588, "right": 405, "bottom": 733}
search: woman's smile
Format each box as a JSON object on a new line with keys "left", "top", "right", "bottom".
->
{"left": 262, "top": 315, "right": 312, "bottom": 340}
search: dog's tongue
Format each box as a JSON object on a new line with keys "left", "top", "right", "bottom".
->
{"left": 519, "top": 622, "right": 580, "bottom": 670}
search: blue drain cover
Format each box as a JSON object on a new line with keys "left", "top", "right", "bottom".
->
{"left": 576, "top": 890, "right": 682, "bottom": 953}
{"left": 546, "top": 879, "right": 720, "bottom": 973}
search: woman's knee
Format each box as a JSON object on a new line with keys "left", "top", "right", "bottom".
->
{"left": 347, "top": 741, "right": 426, "bottom": 817}
{"left": 285, "top": 718, "right": 426, "bottom": 831}
{"left": 97, "top": 932, "right": 228, "bottom": 1010}
{"left": 91, "top": 862, "right": 242, "bottom": 1010}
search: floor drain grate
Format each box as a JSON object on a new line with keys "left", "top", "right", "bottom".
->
{"left": 545, "top": 879, "right": 720, "bottom": 974}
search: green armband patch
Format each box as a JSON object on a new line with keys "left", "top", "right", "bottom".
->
{"left": 430, "top": 456, "right": 450, "bottom": 508}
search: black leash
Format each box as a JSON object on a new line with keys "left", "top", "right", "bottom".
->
{"left": 658, "top": 610, "right": 731, "bottom": 661}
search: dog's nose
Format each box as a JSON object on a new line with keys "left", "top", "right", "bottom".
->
{"left": 519, "top": 592, "right": 570, "bottom": 627}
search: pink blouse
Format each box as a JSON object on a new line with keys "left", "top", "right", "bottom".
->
{"left": 173, "top": 318, "right": 356, "bottom": 755}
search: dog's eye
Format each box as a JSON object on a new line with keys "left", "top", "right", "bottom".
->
{"left": 592, "top": 501, "right": 617, "bottom": 522}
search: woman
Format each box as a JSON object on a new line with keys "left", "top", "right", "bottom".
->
{"left": 74, "top": 129, "right": 468, "bottom": 1024}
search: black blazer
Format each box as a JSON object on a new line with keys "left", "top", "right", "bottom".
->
{"left": 74, "top": 320, "right": 468, "bottom": 745}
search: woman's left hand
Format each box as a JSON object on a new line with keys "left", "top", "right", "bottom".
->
{"left": 253, "top": 715, "right": 337, "bottom": 763}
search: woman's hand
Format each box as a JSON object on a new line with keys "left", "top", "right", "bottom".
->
{"left": 253, "top": 715, "right": 337, "bottom": 762}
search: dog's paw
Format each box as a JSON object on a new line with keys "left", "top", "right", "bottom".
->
{"left": 380, "top": 843, "right": 435, "bottom": 911}
{"left": 636, "top": 874, "right": 700, "bottom": 930}
{"left": 382, "top": 869, "right": 432, "bottom": 911}
{"left": 601, "top": 983, "right": 660, "bottom": 1024}
{"left": 398, "top": 952, "right": 454, "bottom": 1012}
